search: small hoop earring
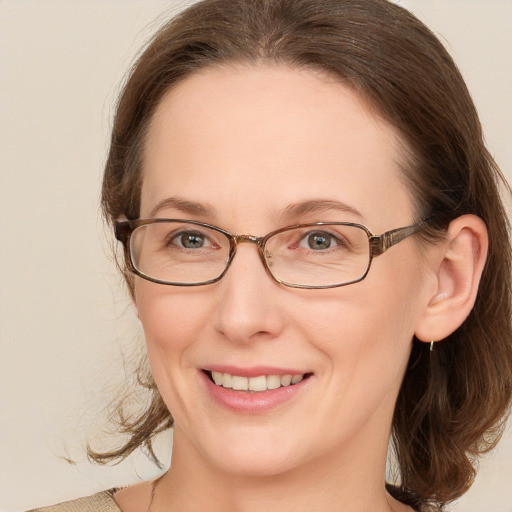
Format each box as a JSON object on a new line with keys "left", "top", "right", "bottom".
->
{"left": 430, "top": 341, "right": 435, "bottom": 352}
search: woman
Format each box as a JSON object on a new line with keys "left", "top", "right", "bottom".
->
{"left": 30, "top": 0, "right": 512, "bottom": 511}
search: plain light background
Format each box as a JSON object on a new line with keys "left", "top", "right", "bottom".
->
{"left": 0, "top": 1, "right": 511, "bottom": 511}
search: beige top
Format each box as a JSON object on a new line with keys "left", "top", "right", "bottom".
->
{"left": 27, "top": 490, "right": 121, "bottom": 512}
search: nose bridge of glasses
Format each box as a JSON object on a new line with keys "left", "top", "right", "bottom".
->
{"left": 232, "top": 234, "right": 265, "bottom": 247}
{"left": 230, "top": 234, "right": 269, "bottom": 269}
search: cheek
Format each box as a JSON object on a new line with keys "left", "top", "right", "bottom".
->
{"left": 134, "top": 283, "right": 213, "bottom": 418}
{"left": 299, "top": 258, "right": 423, "bottom": 377}
{"left": 303, "top": 299, "right": 413, "bottom": 383}
{"left": 134, "top": 283, "right": 209, "bottom": 362}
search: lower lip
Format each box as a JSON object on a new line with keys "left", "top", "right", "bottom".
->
{"left": 201, "top": 371, "right": 311, "bottom": 414}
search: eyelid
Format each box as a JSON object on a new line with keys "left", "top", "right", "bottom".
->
{"left": 298, "top": 226, "right": 347, "bottom": 238}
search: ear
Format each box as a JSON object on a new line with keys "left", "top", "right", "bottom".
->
{"left": 414, "top": 214, "right": 488, "bottom": 345}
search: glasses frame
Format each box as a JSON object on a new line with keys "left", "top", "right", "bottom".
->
{"left": 115, "top": 218, "right": 425, "bottom": 289}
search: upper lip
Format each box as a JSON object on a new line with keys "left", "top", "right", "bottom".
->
{"left": 203, "top": 365, "right": 310, "bottom": 377}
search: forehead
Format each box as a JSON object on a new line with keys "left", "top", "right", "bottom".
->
{"left": 141, "top": 64, "right": 414, "bottom": 230}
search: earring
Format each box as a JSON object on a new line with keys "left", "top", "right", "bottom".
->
{"left": 430, "top": 341, "right": 435, "bottom": 352}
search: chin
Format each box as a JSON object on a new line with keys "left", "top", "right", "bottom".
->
{"left": 182, "top": 423, "right": 309, "bottom": 478}
{"left": 208, "top": 448, "right": 304, "bottom": 478}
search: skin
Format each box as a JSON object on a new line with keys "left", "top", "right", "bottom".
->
{"left": 114, "top": 65, "right": 486, "bottom": 512}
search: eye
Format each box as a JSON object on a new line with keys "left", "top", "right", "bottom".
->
{"left": 172, "top": 230, "right": 209, "bottom": 249}
{"left": 300, "top": 231, "right": 340, "bottom": 251}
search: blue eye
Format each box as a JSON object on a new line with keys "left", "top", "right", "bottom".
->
{"left": 173, "top": 231, "right": 208, "bottom": 249}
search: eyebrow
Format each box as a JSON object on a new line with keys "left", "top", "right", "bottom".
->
{"left": 148, "top": 197, "right": 364, "bottom": 223}
{"left": 149, "top": 197, "right": 217, "bottom": 218}
{"left": 280, "top": 199, "right": 365, "bottom": 221}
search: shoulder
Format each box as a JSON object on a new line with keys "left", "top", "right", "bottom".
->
{"left": 27, "top": 489, "right": 122, "bottom": 512}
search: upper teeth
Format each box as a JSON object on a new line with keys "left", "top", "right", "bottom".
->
{"left": 211, "top": 372, "right": 305, "bottom": 392}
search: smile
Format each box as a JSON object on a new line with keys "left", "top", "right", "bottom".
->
{"left": 209, "top": 371, "right": 308, "bottom": 392}
{"left": 201, "top": 368, "right": 313, "bottom": 413}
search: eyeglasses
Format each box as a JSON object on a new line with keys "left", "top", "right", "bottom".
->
{"left": 115, "top": 218, "right": 424, "bottom": 289}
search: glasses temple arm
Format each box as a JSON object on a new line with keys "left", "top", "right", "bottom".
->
{"left": 114, "top": 220, "right": 131, "bottom": 246}
{"left": 369, "top": 225, "right": 421, "bottom": 256}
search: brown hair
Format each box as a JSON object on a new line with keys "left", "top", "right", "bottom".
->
{"left": 96, "top": 0, "right": 512, "bottom": 509}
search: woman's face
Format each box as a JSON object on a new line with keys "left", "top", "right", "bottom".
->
{"left": 136, "top": 65, "right": 433, "bottom": 477}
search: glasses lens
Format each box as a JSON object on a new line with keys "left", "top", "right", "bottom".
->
{"left": 264, "top": 224, "right": 370, "bottom": 287}
{"left": 130, "top": 221, "right": 230, "bottom": 284}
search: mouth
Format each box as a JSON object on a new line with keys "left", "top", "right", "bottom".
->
{"left": 203, "top": 370, "right": 313, "bottom": 393}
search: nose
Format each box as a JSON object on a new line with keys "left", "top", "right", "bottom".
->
{"left": 212, "top": 242, "right": 287, "bottom": 344}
